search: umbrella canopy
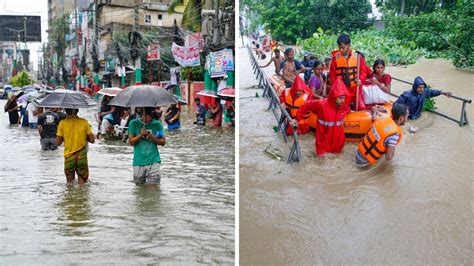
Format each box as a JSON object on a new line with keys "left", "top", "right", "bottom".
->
{"left": 196, "top": 90, "right": 219, "bottom": 98}
{"left": 17, "top": 94, "right": 28, "bottom": 105}
{"left": 22, "top": 87, "right": 36, "bottom": 94}
{"left": 36, "top": 89, "right": 97, "bottom": 108}
{"left": 108, "top": 85, "right": 178, "bottom": 107}
{"left": 217, "top": 88, "right": 235, "bottom": 98}
{"left": 26, "top": 91, "right": 50, "bottom": 103}
{"left": 97, "top": 87, "right": 122, "bottom": 97}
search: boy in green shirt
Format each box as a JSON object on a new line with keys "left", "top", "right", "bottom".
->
{"left": 128, "top": 107, "right": 166, "bottom": 185}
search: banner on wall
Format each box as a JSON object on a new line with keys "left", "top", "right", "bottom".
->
{"left": 171, "top": 42, "right": 200, "bottom": 67}
{"left": 209, "top": 49, "right": 234, "bottom": 78}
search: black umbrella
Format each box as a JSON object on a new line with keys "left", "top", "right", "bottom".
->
{"left": 36, "top": 89, "right": 97, "bottom": 108}
{"left": 108, "top": 85, "right": 178, "bottom": 107}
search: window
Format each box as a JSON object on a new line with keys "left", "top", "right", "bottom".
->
{"left": 144, "top": 14, "right": 151, "bottom": 25}
{"left": 158, "top": 14, "right": 163, "bottom": 26}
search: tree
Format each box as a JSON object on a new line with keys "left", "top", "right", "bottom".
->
{"left": 375, "top": 0, "right": 459, "bottom": 15}
{"left": 384, "top": 2, "right": 473, "bottom": 67}
{"left": 10, "top": 71, "right": 32, "bottom": 87}
{"left": 244, "top": 0, "right": 373, "bottom": 44}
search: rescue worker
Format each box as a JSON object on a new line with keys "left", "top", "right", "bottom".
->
{"left": 329, "top": 34, "right": 368, "bottom": 111}
{"left": 356, "top": 104, "right": 409, "bottom": 166}
{"left": 280, "top": 75, "right": 313, "bottom": 135}
{"left": 293, "top": 78, "right": 351, "bottom": 157}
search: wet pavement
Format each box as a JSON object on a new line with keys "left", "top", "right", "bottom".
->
{"left": 0, "top": 105, "right": 235, "bottom": 264}
{"left": 239, "top": 38, "right": 473, "bottom": 264}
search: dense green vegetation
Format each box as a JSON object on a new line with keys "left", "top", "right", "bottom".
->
{"left": 243, "top": 0, "right": 472, "bottom": 68}
{"left": 384, "top": 4, "right": 473, "bottom": 67}
{"left": 10, "top": 71, "right": 32, "bottom": 87}
{"left": 241, "top": 0, "right": 373, "bottom": 44}
{"left": 297, "top": 28, "right": 428, "bottom": 65}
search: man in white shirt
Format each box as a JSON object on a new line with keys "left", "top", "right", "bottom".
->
{"left": 26, "top": 101, "right": 39, "bottom": 129}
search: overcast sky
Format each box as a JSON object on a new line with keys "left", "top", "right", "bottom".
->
{"left": 0, "top": 0, "right": 48, "bottom": 71}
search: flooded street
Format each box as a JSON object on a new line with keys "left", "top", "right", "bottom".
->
{"left": 0, "top": 105, "right": 235, "bottom": 264}
{"left": 239, "top": 41, "right": 472, "bottom": 264}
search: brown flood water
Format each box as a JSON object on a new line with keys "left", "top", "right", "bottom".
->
{"left": 239, "top": 42, "right": 473, "bottom": 264}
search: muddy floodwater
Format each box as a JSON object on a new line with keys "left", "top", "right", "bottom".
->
{"left": 0, "top": 106, "right": 234, "bottom": 264}
{"left": 240, "top": 41, "right": 472, "bottom": 264}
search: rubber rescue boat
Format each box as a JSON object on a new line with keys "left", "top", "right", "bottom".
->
{"left": 269, "top": 75, "right": 393, "bottom": 142}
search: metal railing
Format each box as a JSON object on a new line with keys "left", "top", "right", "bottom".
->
{"left": 391, "top": 77, "right": 471, "bottom": 127}
{"left": 247, "top": 45, "right": 301, "bottom": 163}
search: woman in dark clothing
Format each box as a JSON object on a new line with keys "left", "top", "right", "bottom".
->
{"left": 164, "top": 104, "right": 180, "bottom": 130}
{"left": 4, "top": 94, "right": 19, "bottom": 124}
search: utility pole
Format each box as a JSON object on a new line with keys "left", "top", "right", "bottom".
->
{"left": 133, "top": 5, "right": 141, "bottom": 85}
{"left": 74, "top": 0, "right": 80, "bottom": 90}
{"left": 7, "top": 28, "right": 25, "bottom": 77}
{"left": 37, "top": 48, "right": 42, "bottom": 82}
{"left": 93, "top": 0, "right": 100, "bottom": 91}
{"left": 213, "top": 0, "right": 219, "bottom": 47}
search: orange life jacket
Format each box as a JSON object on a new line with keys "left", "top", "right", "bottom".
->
{"left": 358, "top": 115, "right": 403, "bottom": 164}
{"left": 270, "top": 40, "right": 277, "bottom": 49}
{"left": 284, "top": 88, "right": 310, "bottom": 125}
{"left": 334, "top": 50, "right": 358, "bottom": 88}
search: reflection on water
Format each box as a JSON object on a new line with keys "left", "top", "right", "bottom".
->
{"left": 0, "top": 105, "right": 234, "bottom": 264}
{"left": 240, "top": 42, "right": 472, "bottom": 265}
{"left": 54, "top": 186, "right": 92, "bottom": 237}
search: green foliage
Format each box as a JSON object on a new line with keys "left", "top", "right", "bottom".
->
{"left": 423, "top": 97, "right": 436, "bottom": 111}
{"left": 182, "top": 0, "right": 201, "bottom": 32}
{"left": 189, "top": 66, "right": 204, "bottom": 81}
{"left": 10, "top": 71, "right": 32, "bottom": 87}
{"left": 244, "top": 0, "right": 373, "bottom": 44}
{"left": 384, "top": 3, "right": 474, "bottom": 67}
{"left": 297, "top": 28, "right": 428, "bottom": 65}
{"left": 375, "top": 0, "right": 459, "bottom": 16}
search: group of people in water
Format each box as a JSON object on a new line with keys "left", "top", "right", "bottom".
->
{"left": 3, "top": 88, "right": 234, "bottom": 186}
{"left": 255, "top": 34, "right": 452, "bottom": 166}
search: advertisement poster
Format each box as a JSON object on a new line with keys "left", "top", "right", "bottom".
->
{"left": 147, "top": 44, "right": 160, "bottom": 61}
{"left": 209, "top": 49, "right": 234, "bottom": 78}
{"left": 171, "top": 42, "right": 200, "bottom": 67}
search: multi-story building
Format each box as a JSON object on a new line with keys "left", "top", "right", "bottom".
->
{"left": 46, "top": 0, "right": 187, "bottom": 87}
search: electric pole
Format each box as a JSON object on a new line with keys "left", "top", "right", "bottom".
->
{"left": 133, "top": 5, "right": 141, "bottom": 85}
{"left": 75, "top": 0, "right": 80, "bottom": 90}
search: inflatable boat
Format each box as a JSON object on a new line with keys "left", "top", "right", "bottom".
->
{"left": 269, "top": 74, "right": 393, "bottom": 142}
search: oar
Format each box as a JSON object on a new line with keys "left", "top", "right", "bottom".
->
{"left": 356, "top": 53, "right": 360, "bottom": 111}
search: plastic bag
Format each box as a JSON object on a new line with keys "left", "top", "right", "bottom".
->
{"left": 363, "top": 85, "right": 389, "bottom": 104}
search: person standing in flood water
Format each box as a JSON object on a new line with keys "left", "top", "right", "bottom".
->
{"left": 395, "top": 76, "right": 452, "bottom": 120}
{"left": 356, "top": 104, "right": 408, "bottom": 166}
{"left": 56, "top": 109, "right": 95, "bottom": 186}
{"left": 128, "top": 107, "right": 165, "bottom": 185}
{"left": 4, "top": 93, "right": 19, "bottom": 124}
{"left": 37, "top": 108, "right": 60, "bottom": 151}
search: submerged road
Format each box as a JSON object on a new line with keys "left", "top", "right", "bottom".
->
{"left": 0, "top": 106, "right": 235, "bottom": 264}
